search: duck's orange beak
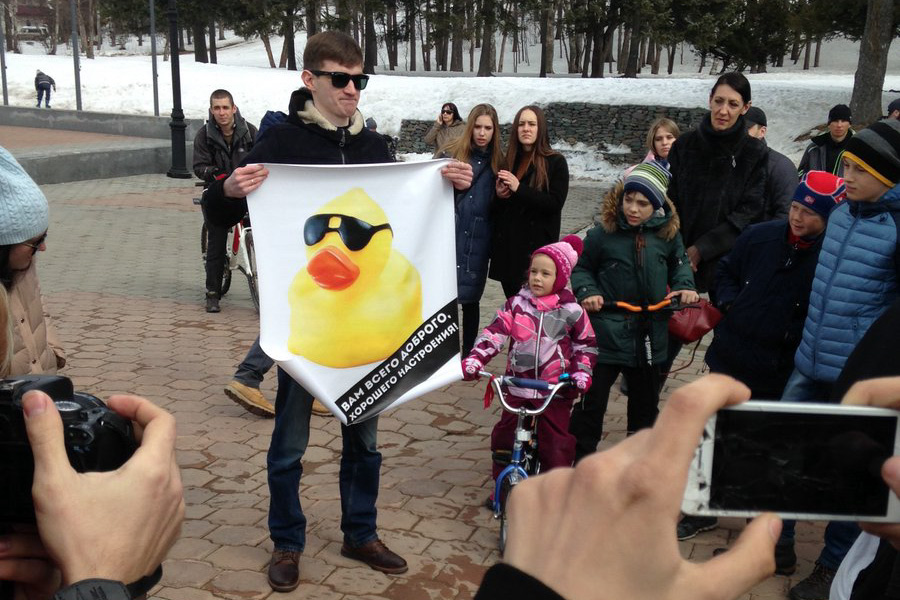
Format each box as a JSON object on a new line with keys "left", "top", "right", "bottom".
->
{"left": 307, "top": 246, "right": 360, "bottom": 290}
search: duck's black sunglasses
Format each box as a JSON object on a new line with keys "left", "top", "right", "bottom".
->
{"left": 309, "top": 70, "right": 370, "bottom": 91}
{"left": 304, "top": 214, "right": 392, "bottom": 251}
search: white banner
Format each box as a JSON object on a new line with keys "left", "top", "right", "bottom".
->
{"left": 248, "top": 160, "right": 461, "bottom": 424}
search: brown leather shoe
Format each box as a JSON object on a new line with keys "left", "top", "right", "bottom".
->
{"left": 311, "top": 398, "right": 331, "bottom": 417}
{"left": 267, "top": 550, "right": 300, "bottom": 592}
{"left": 340, "top": 539, "right": 408, "bottom": 574}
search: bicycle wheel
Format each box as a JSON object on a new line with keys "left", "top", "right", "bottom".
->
{"left": 202, "top": 222, "right": 232, "bottom": 295}
{"left": 220, "top": 262, "right": 232, "bottom": 296}
{"left": 498, "top": 473, "right": 518, "bottom": 556}
{"left": 244, "top": 230, "right": 260, "bottom": 313}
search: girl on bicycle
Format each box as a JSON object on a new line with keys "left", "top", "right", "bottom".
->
{"left": 568, "top": 162, "right": 697, "bottom": 462}
{"left": 461, "top": 235, "right": 597, "bottom": 499}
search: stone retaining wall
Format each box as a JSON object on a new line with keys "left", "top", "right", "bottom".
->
{"left": 398, "top": 103, "right": 708, "bottom": 165}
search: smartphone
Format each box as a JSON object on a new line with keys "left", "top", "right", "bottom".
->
{"left": 682, "top": 401, "right": 900, "bottom": 522}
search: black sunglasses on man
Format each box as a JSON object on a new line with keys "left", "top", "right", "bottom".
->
{"left": 309, "top": 70, "right": 369, "bottom": 91}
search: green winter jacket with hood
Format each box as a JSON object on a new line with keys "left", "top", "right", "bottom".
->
{"left": 571, "top": 181, "right": 695, "bottom": 366}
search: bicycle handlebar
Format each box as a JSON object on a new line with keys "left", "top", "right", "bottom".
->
{"left": 478, "top": 371, "right": 574, "bottom": 416}
{"left": 608, "top": 297, "right": 678, "bottom": 312}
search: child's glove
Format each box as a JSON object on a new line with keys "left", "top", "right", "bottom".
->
{"left": 571, "top": 371, "right": 592, "bottom": 392}
{"left": 461, "top": 357, "right": 483, "bottom": 380}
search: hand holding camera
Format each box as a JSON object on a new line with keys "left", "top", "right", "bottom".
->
{"left": 0, "top": 376, "right": 184, "bottom": 595}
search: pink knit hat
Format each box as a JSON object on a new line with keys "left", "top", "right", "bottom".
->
{"left": 532, "top": 234, "right": 584, "bottom": 293}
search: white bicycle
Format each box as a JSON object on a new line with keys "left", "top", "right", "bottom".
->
{"left": 194, "top": 195, "right": 259, "bottom": 313}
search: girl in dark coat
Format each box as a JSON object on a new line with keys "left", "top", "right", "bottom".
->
{"left": 441, "top": 104, "right": 506, "bottom": 355}
{"left": 489, "top": 105, "right": 569, "bottom": 298}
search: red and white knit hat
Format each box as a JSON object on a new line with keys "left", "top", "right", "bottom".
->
{"left": 532, "top": 234, "right": 584, "bottom": 293}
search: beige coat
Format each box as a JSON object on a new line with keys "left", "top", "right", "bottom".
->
{"left": 425, "top": 120, "right": 465, "bottom": 154}
{"left": 3, "top": 261, "right": 65, "bottom": 377}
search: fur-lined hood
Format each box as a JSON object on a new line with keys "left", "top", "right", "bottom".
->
{"left": 291, "top": 87, "right": 366, "bottom": 134}
{"left": 597, "top": 179, "right": 681, "bottom": 241}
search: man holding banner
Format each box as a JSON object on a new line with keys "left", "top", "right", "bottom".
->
{"left": 203, "top": 31, "right": 472, "bottom": 593}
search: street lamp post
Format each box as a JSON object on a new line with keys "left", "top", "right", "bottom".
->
{"left": 0, "top": 13, "right": 8, "bottom": 105}
{"left": 166, "top": 0, "right": 190, "bottom": 178}
{"left": 150, "top": 0, "right": 159, "bottom": 116}
{"left": 70, "top": 0, "right": 82, "bottom": 110}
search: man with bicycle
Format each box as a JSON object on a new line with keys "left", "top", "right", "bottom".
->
{"left": 202, "top": 31, "right": 472, "bottom": 593}
{"left": 193, "top": 88, "right": 257, "bottom": 313}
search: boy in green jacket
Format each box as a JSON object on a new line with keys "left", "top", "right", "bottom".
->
{"left": 569, "top": 162, "right": 697, "bottom": 462}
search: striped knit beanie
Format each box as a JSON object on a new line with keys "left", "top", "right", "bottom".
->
{"left": 793, "top": 171, "right": 846, "bottom": 220}
{"left": 623, "top": 160, "right": 671, "bottom": 210}
{"left": 843, "top": 119, "right": 900, "bottom": 187}
{"left": 0, "top": 147, "right": 49, "bottom": 246}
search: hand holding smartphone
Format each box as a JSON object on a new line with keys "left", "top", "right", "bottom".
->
{"left": 683, "top": 401, "right": 900, "bottom": 522}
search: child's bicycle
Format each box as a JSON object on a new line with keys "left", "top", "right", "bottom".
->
{"left": 193, "top": 189, "right": 260, "bottom": 313}
{"left": 479, "top": 371, "right": 574, "bottom": 555}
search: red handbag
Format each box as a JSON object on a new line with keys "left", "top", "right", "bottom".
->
{"left": 667, "top": 299, "right": 722, "bottom": 344}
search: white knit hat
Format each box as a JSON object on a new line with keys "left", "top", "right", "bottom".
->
{"left": 0, "top": 147, "right": 49, "bottom": 245}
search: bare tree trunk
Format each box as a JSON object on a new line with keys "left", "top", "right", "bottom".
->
{"left": 539, "top": 0, "right": 553, "bottom": 76}
{"left": 589, "top": 24, "right": 603, "bottom": 77}
{"left": 850, "top": 0, "right": 894, "bottom": 126}
{"left": 497, "top": 27, "right": 506, "bottom": 72}
{"left": 580, "top": 30, "right": 592, "bottom": 77}
{"left": 477, "top": 0, "right": 495, "bottom": 76}
{"left": 305, "top": 1, "right": 317, "bottom": 35}
{"left": 279, "top": 36, "right": 288, "bottom": 68}
{"left": 802, "top": 38, "right": 810, "bottom": 70}
{"left": 208, "top": 21, "right": 217, "bottom": 64}
{"left": 83, "top": 0, "right": 95, "bottom": 58}
{"left": 261, "top": 33, "right": 276, "bottom": 68}
{"left": 449, "top": 0, "right": 463, "bottom": 70}
{"left": 50, "top": 0, "right": 59, "bottom": 54}
{"left": 284, "top": 11, "right": 297, "bottom": 70}
{"left": 667, "top": 44, "right": 676, "bottom": 74}
{"left": 618, "top": 26, "right": 630, "bottom": 74}
{"left": 406, "top": 1, "right": 416, "bottom": 71}
{"left": 814, "top": 37, "right": 821, "bottom": 68}
{"left": 363, "top": 0, "right": 377, "bottom": 73}
{"left": 219, "top": 21, "right": 225, "bottom": 41}
{"left": 193, "top": 22, "right": 207, "bottom": 62}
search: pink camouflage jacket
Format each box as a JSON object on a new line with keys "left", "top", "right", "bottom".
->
{"left": 468, "top": 288, "right": 597, "bottom": 399}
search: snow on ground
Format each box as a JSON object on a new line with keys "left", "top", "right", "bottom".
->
{"left": 7, "top": 32, "right": 900, "bottom": 180}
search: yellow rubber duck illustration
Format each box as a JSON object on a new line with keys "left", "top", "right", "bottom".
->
{"left": 287, "top": 187, "right": 423, "bottom": 367}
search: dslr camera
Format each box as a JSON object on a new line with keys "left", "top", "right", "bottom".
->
{"left": 0, "top": 375, "right": 137, "bottom": 523}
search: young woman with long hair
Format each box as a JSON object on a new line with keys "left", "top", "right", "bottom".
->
{"left": 489, "top": 105, "right": 569, "bottom": 298}
{"left": 441, "top": 103, "right": 505, "bottom": 354}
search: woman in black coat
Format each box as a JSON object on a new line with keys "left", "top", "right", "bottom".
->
{"left": 667, "top": 72, "right": 768, "bottom": 295}
{"left": 670, "top": 71, "right": 769, "bottom": 542}
{"left": 489, "top": 105, "right": 569, "bottom": 298}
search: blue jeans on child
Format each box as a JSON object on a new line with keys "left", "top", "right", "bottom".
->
{"left": 777, "top": 367, "right": 858, "bottom": 570}
{"left": 267, "top": 367, "right": 382, "bottom": 552}
{"left": 36, "top": 83, "right": 51, "bottom": 107}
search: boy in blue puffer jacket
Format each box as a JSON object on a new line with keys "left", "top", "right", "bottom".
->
{"left": 778, "top": 118, "right": 900, "bottom": 600}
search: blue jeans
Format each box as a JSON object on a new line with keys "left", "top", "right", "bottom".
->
{"left": 233, "top": 336, "right": 274, "bottom": 387}
{"left": 37, "top": 83, "right": 51, "bottom": 107}
{"left": 778, "top": 368, "right": 856, "bottom": 568}
{"left": 267, "top": 367, "right": 381, "bottom": 552}
{"left": 780, "top": 368, "right": 833, "bottom": 403}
